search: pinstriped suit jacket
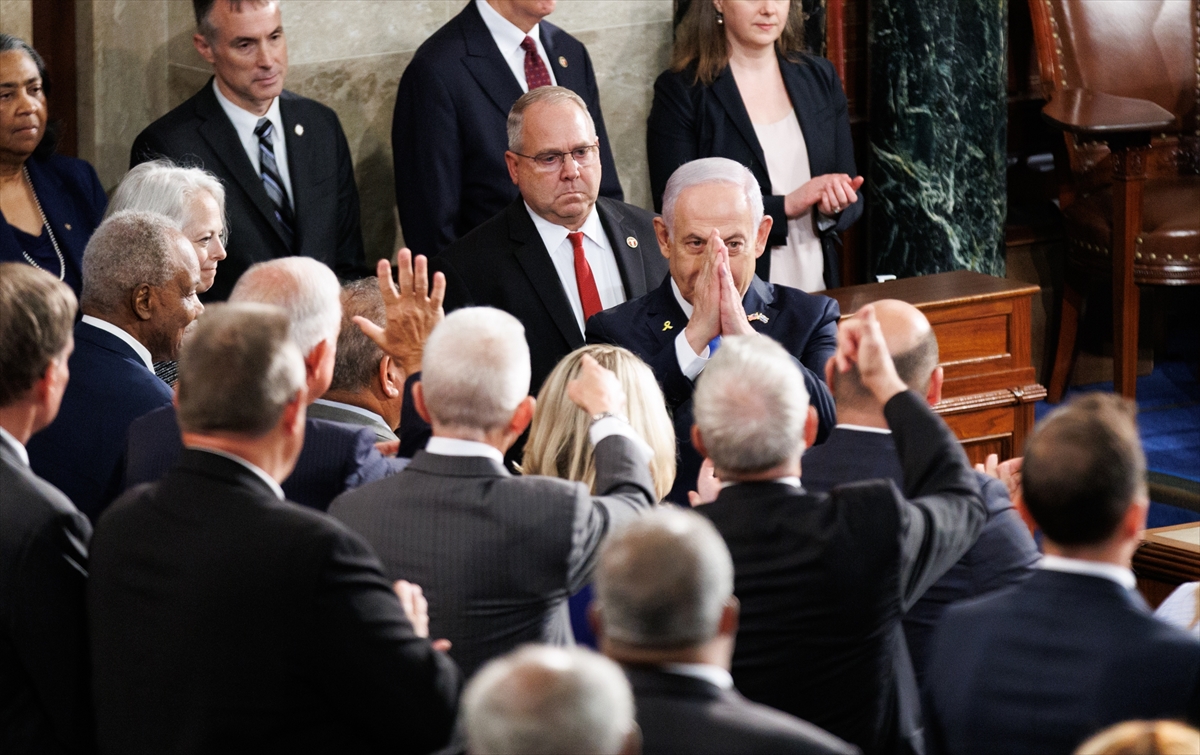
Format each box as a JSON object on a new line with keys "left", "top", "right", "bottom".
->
{"left": 329, "top": 434, "right": 655, "bottom": 680}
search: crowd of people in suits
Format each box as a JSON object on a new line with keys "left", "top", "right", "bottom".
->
{"left": 2, "top": 0, "right": 1199, "bottom": 753}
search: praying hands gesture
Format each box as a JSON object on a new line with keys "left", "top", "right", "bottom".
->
{"left": 354, "top": 248, "right": 446, "bottom": 378}
{"left": 684, "top": 229, "right": 756, "bottom": 356}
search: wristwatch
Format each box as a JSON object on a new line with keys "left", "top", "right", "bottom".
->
{"left": 590, "top": 411, "right": 628, "bottom": 424}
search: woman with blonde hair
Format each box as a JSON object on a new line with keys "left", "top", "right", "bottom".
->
{"left": 524, "top": 344, "right": 676, "bottom": 502}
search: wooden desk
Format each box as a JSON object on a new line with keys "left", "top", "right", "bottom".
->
{"left": 826, "top": 271, "right": 1047, "bottom": 464}
{"left": 1134, "top": 522, "right": 1200, "bottom": 609}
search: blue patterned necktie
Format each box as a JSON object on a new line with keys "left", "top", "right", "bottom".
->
{"left": 254, "top": 117, "right": 295, "bottom": 248}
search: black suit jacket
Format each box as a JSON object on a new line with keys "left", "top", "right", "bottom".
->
{"left": 433, "top": 196, "right": 667, "bottom": 394}
{"left": 801, "top": 427, "right": 1040, "bottom": 683}
{"left": 131, "top": 79, "right": 366, "bottom": 301}
{"left": 123, "top": 405, "right": 403, "bottom": 512}
{"left": 392, "top": 1, "right": 623, "bottom": 259}
{"left": 647, "top": 55, "right": 861, "bottom": 287}
{"left": 586, "top": 274, "right": 838, "bottom": 503}
{"left": 329, "top": 434, "right": 656, "bottom": 681}
{"left": 924, "top": 570, "right": 1200, "bottom": 755}
{"left": 626, "top": 666, "right": 860, "bottom": 755}
{"left": 88, "top": 449, "right": 460, "bottom": 754}
{"left": 698, "top": 392, "right": 985, "bottom": 755}
{"left": 0, "top": 441, "right": 93, "bottom": 755}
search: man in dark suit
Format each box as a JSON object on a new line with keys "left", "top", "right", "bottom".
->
{"left": 330, "top": 307, "right": 656, "bottom": 681}
{"left": 89, "top": 303, "right": 460, "bottom": 754}
{"left": 923, "top": 394, "right": 1200, "bottom": 755}
{"left": 0, "top": 264, "right": 92, "bottom": 755}
{"left": 689, "top": 318, "right": 985, "bottom": 755}
{"left": 587, "top": 157, "right": 837, "bottom": 503}
{"left": 131, "top": 0, "right": 365, "bottom": 301}
{"left": 800, "top": 299, "right": 1039, "bottom": 683}
{"left": 124, "top": 257, "right": 403, "bottom": 511}
{"left": 593, "top": 507, "right": 859, "bottom": 755}
{"left": 393, "top": 0, "right": 623, "bottom": 258}
{"left": 27, "top": 212, "right": 203, "bottom": 521}
{"left": 433, "top": 86, "right": 666, "bottom": 397}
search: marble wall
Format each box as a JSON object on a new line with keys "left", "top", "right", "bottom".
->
{"left": 75, "top": 0, "right": 675, "bottom": 263}
{"left": 0, "top": 1, "right": 33, "bottom": 43}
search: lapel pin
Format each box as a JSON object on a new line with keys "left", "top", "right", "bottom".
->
{"left": 294, "top": 124, "right": 304, "bottom": 136}
{"left": 663, "top": 320, "right": 673, "bottom": 331}
{"left": 64, "top": 223, "right": 73, "bottom": 231}
{"left": 626, "top": 236, "right": 638, "bottom": 248}
{"left": 747, "top": 312, "right": 769, "bottom": 324}
{"left": 558, "top": 56, "right": 568, "bottom": 68}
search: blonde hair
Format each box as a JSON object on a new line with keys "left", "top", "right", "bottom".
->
{"left": 1075, "top": 721, "right": 1200, "bottom": 755}
{"left": 523, "top": 345, "right": 676, "bottom": 501}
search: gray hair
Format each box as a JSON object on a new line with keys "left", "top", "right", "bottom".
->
{"left": 0, "top": 264, "right": 77, "bottom": 407}
{"left": 107, "top": 159, "right": 228, "bottom": 246}
{"left": 693, "top": 335, "right": 809, "bottom": 473}
{"left": 463, "top": 645, "right": 635, "bottom": 755}
{"left": 229, "top": 257, "right": 341, "bottom": 356}
{"left": 195, "top": 0, "right": 273, "bottom": 41}
{"left": 421, "top": 308, "right": 531, "bottom": 433}
{"left": 176, "top": 302, "right": 306, "bottom": 436}
{"left": 597, "top": 507, "right": 733, "bottom": 648}
{"left": 507, "top": 85, "right": 595, "bottom": 154}
{"left": 329, "top": 278, "right": 384, "bottom": 394}
{"left": 80, "top": 211, "right": 194, "bottom": 317}
{"left": 661, "top": 157, "right": 764, "bottom": 235}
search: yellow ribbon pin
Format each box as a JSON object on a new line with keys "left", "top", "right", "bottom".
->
{"left": 663, "top": 320, "right": 673, "bottom": 331}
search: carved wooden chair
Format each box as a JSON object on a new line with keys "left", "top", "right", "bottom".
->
{"left": 1028, "top": 0, "right": 1200, "bottom": 401}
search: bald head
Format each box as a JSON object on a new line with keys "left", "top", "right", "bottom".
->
{"left": 833, "top": 299, "right": 940, "bottom": 411}
{"left": 229, "top": 258, "right": 342, "bottom": 356}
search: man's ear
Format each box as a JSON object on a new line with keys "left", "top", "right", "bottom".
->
{"left": 379, "top": 355, "right": 401, "bottom": 398}
{"left": 690, "top": 424, "right": 708, "bottom": 459}
{"left": 753, "top": 215, "right": 774, "bottom": 259}
{"left": 281, "top": 388, "right": 307, "bottom": 437}
{"left": 1123, "top": 498, "right": 1150, "bottom": 541}
{"left": 654, "top": 217, "right": 672, "bottom": 260}
{"left": 926, "top": 366, "right": 944, "bottom": 407}
{"left": 304, "top": 340, "right": 329, "bottom": 381}
{"left": 717, "top": 595, "right": 739, "bottom": 638}
{"left": 504, "top": 151, "right": 521, "bottom": 186}
{"left": 824, "top": 356, "right": 836, "bottom": 391}
{"left": 803, "top": 405, "right": 818, "bottom": 450}
{"left": 509, "top": 395, "right": 536, "bottom": 437}
{"left": 193, "top": 32, "right": 216, "bottom": 65}
{"left": 412, "top": 382, "right": 432, "bottom": 424}
{"left": 132, "top": 284, "right": 155, "bottom": 321}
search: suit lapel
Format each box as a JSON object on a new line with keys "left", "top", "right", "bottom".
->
{"left": 279, "top": 93, "right": 311, "bottom": 243}
{"left": 643, "top": 276, "right": 687, "bottom": 353}
{"left": 711, "top": 68, "right": 767, "bottom": 171}
{"left": 460, "top": 1, "right": 525, "bottom": 118}
{"left": 779, "top": 57, "right": 828, "bottom": 176}
{"left": 508, "top": 202, "right": 585, "bottom": 347}
{"left": 596, "top": 198, "right": 651, "bottom": 299}
{"left": 539, "top": 22, "right": 578, "bottom": 92}
{"left": 742, "top": 275, "right": 780, "bottom": 336}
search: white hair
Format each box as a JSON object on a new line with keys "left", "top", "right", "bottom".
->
{"left": 80, "top": 211, "right": 195, "bottom": 316}
{"left": 693, "top": 335, "right": 809, "bottom": 473}
{"left": 597, "top": 507, "right": 733, "bottom": 648}
{"left": 107, "top": 159, "right": 228, "bottom": 245}
{"left": 661, "top": 157, "right": 764, "bottom": 235}
{"left": 421, "top": 308, "right": 531, "bottom": 433}
{"left": 463, "top": 645, "right": 635, "bottom": 755}
{"left": 228, "top": 257, "right": 341, "bottom": 355}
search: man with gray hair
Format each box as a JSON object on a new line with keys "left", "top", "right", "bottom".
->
{"left": 463, "top": 645, "right": 638, "bottom": 755}
{"left": 88, "top": 303, "right": 460, "bottom": 754}
{"left": 593, "top": 508, "right": 858, "bottom": 755}
{"left": 688, "top": 311, "right": 984, "bottom": 755}
{"left": 124, "top": 256, "right": 404, "bottom": 510}
{"left": 587, "top": 156, "right": 838, "bottom": 503}
{"left": 331, "top": 306, "right": 656, "bottom": 681}
{"left": 27, "top": 210, "right": 203, "bottom": 520}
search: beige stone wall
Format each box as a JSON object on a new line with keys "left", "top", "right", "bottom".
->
{"left": 77, "top": 0, "right": 674, "bottom": 263}
{"left": 1, "top": 0, "right": 33, "bottom": 43}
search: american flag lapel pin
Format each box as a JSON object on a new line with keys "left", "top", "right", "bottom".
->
{"left": 747, "top": 312, "right": 769, "bottom": 324}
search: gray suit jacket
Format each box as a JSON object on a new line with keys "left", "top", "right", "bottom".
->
{"left": 329, "top": 434, "right": 655, "bottom": 679}
{"left": 307, "top": 400, "right": 399, "bottom": 444}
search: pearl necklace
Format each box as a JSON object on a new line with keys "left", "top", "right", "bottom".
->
{"left": 18, "top": 165, "right": 66, "bottom": 281}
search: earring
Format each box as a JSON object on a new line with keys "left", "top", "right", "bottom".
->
{"left": 716, "top": 10, "right": 724, "bottom": 24}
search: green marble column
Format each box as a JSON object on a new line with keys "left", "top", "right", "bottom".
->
{"left": 868, "top": 0, "right": 1008, "bottom": 278}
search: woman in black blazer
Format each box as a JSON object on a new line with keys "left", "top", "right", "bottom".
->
{"left": 648, "top": 0, "right": 862, "bottom": 289}
{"left": 0, "top": 35, "right": 106, "bottom": 298}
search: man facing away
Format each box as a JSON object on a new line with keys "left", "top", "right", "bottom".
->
{"left": 88, "top": 303, "right": 460, "bottom": 754}
{"left": 923, "top": 393, "right": 1200, "bottom": 755}
{"left": 689, "top": 312, "right": 985, "bottom": 755}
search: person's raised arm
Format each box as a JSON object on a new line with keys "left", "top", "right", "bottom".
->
{"left": 354, "top": 248, "right": 446, "bottom": 379}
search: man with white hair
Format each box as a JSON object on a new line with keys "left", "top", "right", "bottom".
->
{"left": 587, "top": 156, "right": 838, "bottom": 503}
{"left": 593, "top": 508, "right": 858, "bottom": 755}
{"left": 124, "top": 256, "right": 403, "bottom": 510}
{"left": 689, "top": 313, "right": 984, "bottom": 755}
{"left": 27, "top": 210, "right": 203, "bottom": 520}
{"left": 330, "top": 306, "right": 656, "bottom": 681}
{"left": 463, "top": 645, "right": 639, "bottom": 755}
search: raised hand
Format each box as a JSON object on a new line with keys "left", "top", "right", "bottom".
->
{"left": 687, "top": 457, "right": 720, "bottom": 507}
{"left": 717, "top": 254, "right": 755, "bottom": 337}
{"left": 567, "top": 354, "right": 627, "bottom": 418}
{"left": 834, "top": 304, "right": 907, "bottom": 403}
{"left": 354, "top": 248, "right": 446, "bottom": 377}
{"left": 785, "top": 174, "right": 865, "bottom": 218}
{"left": 684, "top": 229, "right": 724, "bottom": 355}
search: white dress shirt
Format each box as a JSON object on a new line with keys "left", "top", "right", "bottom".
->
{"left": 187, "top": 447, "right": 285, "bottom": 500}
{"left": 212, "top": 78, "right": 294, "bottom": 203}
{"left": 722, "top": 476, "right": 802, "bottom": 491}
{"left": 836, "top": 424, "right": 893, "bottom": 435}
{"left": 1039, "top": 554, "right": 1138, "bottom": 591}
{"left": 670, "top": 278, "right": 713, "bottom": 381}
{"left": 0, "top": 425, "right": 29, "bottom": 466}
{"left": 476, "top": 0, "right": 557, "bottom": 91}
{"left": 661, "top": 663, "right": 735, "bottom": 690}
{"left": 527, "top": 204, "right": 626, "bottom": 335}
{"left": 312, "top": 398, "right": 390, "bottom": 432}
{"left": 81, "top": 315, "right": 153, "bottom": 371}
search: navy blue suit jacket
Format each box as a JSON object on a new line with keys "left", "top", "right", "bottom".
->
{"left": 392, "top": 0, "right": 623, "bottom": 258}
{"left": 0, "top": 154, "right": 107, "bottom": 298}
{"left": 587, "top": 274, "right": 838, "bottom": 503}
{"left": 923, "top": 570, "right": 1200, "bottom": 755}
{"left": 26, "top": 322, "right": 173, "bottom": 522}
{"left": 801, "top": 427, "right": 1040, "bottom": 684}
{"left": 123, "top": 405, "right": 404, "bottom": 512}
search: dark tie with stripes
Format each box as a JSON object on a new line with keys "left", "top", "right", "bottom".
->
{"left": 254, "top": 117, "right": 295, "bottom": 248}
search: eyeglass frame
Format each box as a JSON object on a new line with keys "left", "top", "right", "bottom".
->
{"left": 510, "top": 142, "right": 601, "bottom": 171}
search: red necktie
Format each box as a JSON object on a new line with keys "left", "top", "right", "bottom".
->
{"left": 520, "top": 36, "right": 552, "bottom": 90}
{"left": 568, "top": 232, "right": 603, "bottom": 322}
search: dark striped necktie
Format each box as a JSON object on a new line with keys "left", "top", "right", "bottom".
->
{"left": 254, "top": 117, "right": 295, "bottom": 248}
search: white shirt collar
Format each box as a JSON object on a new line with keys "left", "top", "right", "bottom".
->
{"left": 0, "top": 426, "right": 29, "bottom": 466}
{"left": 525, "top": 203, "right": 606, "bottom": 256}
{"left": 670, "top": 278, "right": 695, "bottom": 319}
{"left": 186, "top": 446, "right": 286, "bottom": 500}
{"left": 476, "top": 0, "right": 539, "bottom": 57}
{"left": 660, "top": 663, "right": 734, "bottom": 691}
{"left": 425, "top": 436, "right": 505, "bottom": 464}
{"left": 81, "top": 315, "right": 154, "bottom": 371}
{"left": 836, "top": 423, "right": 893, "bottom": 435}
{"left": 1039, "top": 554, "right": 1137, "bottom": 591}
{"left": 312, "top": 398, "right": 390, "bottom": 431}
{"left": 721, "top": 476, "right": 802, "bottom": 490}
{"left": 213, "top": 77, "right": 282, "bottom": 141}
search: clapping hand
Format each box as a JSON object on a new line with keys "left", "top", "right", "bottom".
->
{"left": 834, "top": 304, "right": 907, "bottom": 403}
{"left": 786, "top": 174, "right": 865, "bottom": 218}
{"left": 354, "top": 248, "right": 446, "bottom": 378}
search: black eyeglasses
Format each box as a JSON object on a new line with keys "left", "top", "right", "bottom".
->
{"left": 512, "top": 143, "right": 600, "bottom": 171}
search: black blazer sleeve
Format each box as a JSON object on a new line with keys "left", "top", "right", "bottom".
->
{"left": 818, "top": 59, "right": 863, "bottom": 236}
{"left": 646, "top": 69, "right": 702, "bottom": 215}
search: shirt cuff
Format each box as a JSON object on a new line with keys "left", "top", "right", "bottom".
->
{"left": 589, "top": 416, "right": 655, "bottom": 459}
{"left": 674, "top": 330, "right": 710, "bottom": 382}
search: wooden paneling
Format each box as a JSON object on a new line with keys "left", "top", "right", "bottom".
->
{"left": 32, "top": 0, "right": 76, "bottom": 157}
{"left": 1133, "top": 523, "right": 1200, "bottom": 609}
